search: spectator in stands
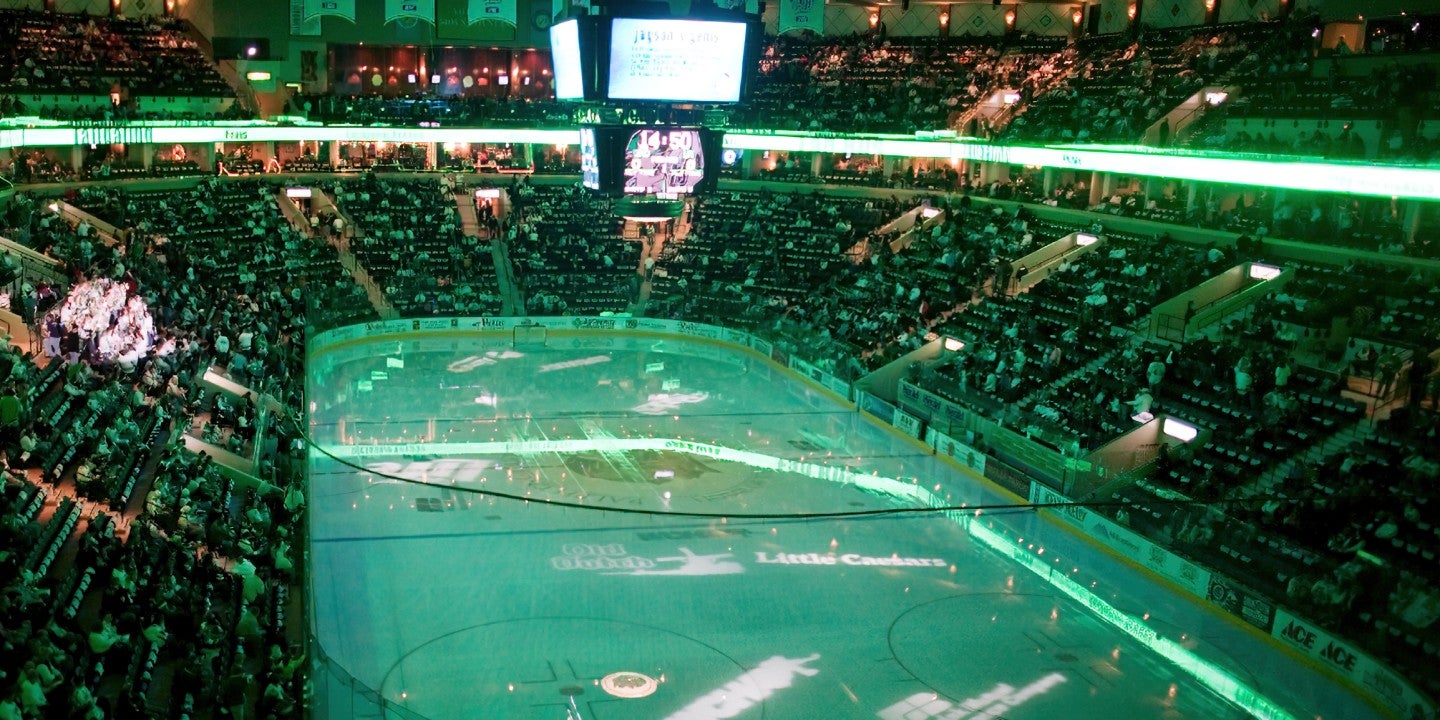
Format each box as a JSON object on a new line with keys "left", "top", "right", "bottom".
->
{"left": 1234, "top": 354, "right": 1254, "bottom": 397}
{"left": 1126, "top": 388, "right": 1154, "bottom": 418}
{"left": 1147, "top": 355, "right": 1167, "bottom": 388}
{"left": 0, "top": 386, "right": 22, "bottom": 450}
{"left": 41, "top": 316, "right": 62, "bottom": 358}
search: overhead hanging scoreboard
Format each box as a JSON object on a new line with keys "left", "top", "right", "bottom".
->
{"left": 581, "top": 125, "right": 722, "bottom": 200}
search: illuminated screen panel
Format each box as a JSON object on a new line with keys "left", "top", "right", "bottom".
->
{"left": 606, "top": 18, "right": 747, "bottom": 103}
{"left": 5, "top": 117, "right": 1440, "bottom": 200}
{"left": 549, "top": 20, "right": 585, "bottom": 100}
{"left": 580, "top": 126, "right": 599, "bottom": 190}
{"left": 623, "top": 127, "right": 704, "bottom": 198}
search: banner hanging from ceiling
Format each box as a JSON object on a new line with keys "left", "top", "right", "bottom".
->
{"left": 290, "top": 0, "right": 322, "bottom": 35}
{"left": 302, "top": 0, "right": 356, "bottom": 22}
{"left": 777, "top": 0, "right": 823, "bottom": 35}
{"left": 385, "top": 0, "right": 436, "bottom": 24}
{"left": 472, "top": 0, "right": 518, "bottom": 27}
{"left": 436, "top": 0, "right": 517, "bottom": 40}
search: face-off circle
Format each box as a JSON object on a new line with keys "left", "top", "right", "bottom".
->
{"left": 376, "top": 617, "right": 743, "bottom": 719}
{"left": 600, "top": 671, "right": 659, "bottom": 699}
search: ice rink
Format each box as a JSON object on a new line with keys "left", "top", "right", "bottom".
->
{"left": 306, "top": 330, "right": 1379, "bottom": 720}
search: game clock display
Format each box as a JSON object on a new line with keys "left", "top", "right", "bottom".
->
{"left": 622, "top": 128, "right": 704, "bottom": 198}
{"left": 581, "top": 125, "right": 721, "bottom": 198}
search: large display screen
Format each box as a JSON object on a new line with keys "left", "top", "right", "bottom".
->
{"left": 622, "top": 128, "right": 704, "bottom": 198}
{"left": 580, "top": 127, "right": 600, "bottom": 190}
{"left": 606, "top": 18, "right": 748, "bottom": 103}
{"left": 581, "top": 124, "right": 721, "bottom": 197}
{"left": 549, "top": 20, "right": 585, "bottom": 100}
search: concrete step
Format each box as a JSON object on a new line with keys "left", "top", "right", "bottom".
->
{"left": 454, "top": 192, "right": 485, "bottom": 239}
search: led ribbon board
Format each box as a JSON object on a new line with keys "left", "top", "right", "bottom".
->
{"left": 4, "top": 119, "right": 1439, "bottom": 199}
{"left": 719, "top": 132, "right": 1440, "bottom": 201}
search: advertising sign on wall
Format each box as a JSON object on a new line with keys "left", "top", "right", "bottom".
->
{"left": 892, "top": 409, "right": 922, "bottom": 438}
{"left": 1029, "top": 482, "right": 1211, "bottom": 598}
{"left": 1206, "top": 576, "right": 1275, "bottom": 633}
{"left": 1268, "top": 607, "right": 1427, "bottom": 715}
{"left": 930, "top": 430, "right": 987, "bottom": 475}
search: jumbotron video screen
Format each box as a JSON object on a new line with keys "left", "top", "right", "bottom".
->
{"left": 622, "top": 127, "right": 704, "bottom": 198}
{"left": 580, "top": 124, "right": 720, "bottom": 198}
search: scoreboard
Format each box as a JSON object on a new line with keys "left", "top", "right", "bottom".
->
{"left": 622, "top": 128, "right": 705, "bottom": 198}
{"left": 606, "top": 18, "right": 750, "bottom": 103}
{"left": 555, "top": 11, "right": 752, "bottom": 206}
{"left": 548, "top": 15, "right": 761, "bottom": 105}
{"left": 582, "top": 125, "right": 721, "bottom": 199}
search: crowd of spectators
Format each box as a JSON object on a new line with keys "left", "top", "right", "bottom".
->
{"left": 737, "top": 36, "right": 1073, "bottom": 133}
{"left": 1175, "top": 16, "right": 1439, "bottom": 161}
{"left": 0, "top": 176, "right": 332, "bottom": 717}
{"left": 275, "top": 19, "right": 1351, "bottom": 145}
{"left": 1002, "top": 25, "right": 1267, "bottom": 143}
{"left": 0, "top": 93, "right": 251, "bottom": 123}
{"left": 508, "top": 181, "right": 640, "bottom": 315}
{"left": 649, "top": 188, "right": 901, "bottom": 361}
{"left": 0, "top": 10, "right": 232, "bottom": 98}
{"left": 770, "top": 199, "right": 1015, "bottom": 372}
{"left": 2, "top": 150, "right": 76, "bottom": 184}
{"left": 328, "top": 174, "right": 504, "bottom": 316}
{"left": 974, "top": 167, "right": 1439, "bottom": 259}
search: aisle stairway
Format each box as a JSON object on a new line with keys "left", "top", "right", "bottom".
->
{"left": 456, "top": 192, "right": 522, "bottom": 315}
{"left": 273, "top": 191, "right": 311, "bottom": 235}
{"left": 454, "top": 193, "right": 484, "bottom": 238}
{"left": 303, "top": 191, "right": 398, "bottom": 320}
{"left": 55, "top": 201, "right": 122, "bottom": 247}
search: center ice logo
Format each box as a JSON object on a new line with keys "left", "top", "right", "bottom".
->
{"left": 663, "top": 654, "right": 821, "bottom": 720}
{"left": 627, "top": 548, "right": 744, "bottom": 576}
{"left": 551, "top": 543, "right": 743, "bottom": 576}
{"left": 632, "top": 391, "right": 711, "bottom": 415}
{"left": 877, "top": 672, "right": 1067, "bottom": 720}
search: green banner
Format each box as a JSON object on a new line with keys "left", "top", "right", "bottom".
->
{"left": 437, "top": 0, "right": 518, "bottom": 40}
